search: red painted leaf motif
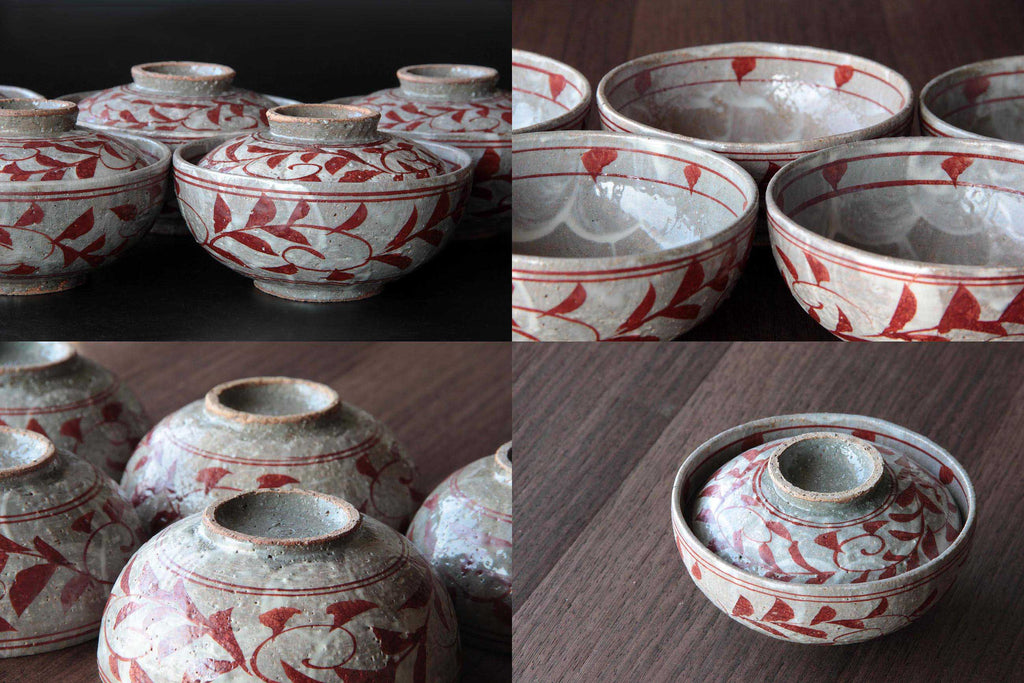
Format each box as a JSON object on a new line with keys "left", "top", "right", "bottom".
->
{"left": 822, "top": 161, "right": 848, "bottom": 191}
{"left": 731, "top": 595, "right": 754, "bottom": 617}
{"left": 0, "top": 533, "right": 25, "bottom": 553}
{"left": 998, "top": 287, "right": 1024, "bottom": 324}
{"left": 334, "top": 204, "right": 368, "bottom": 232}
{"left": 24, "top": 418, "right": 47, "bottom": 437}
{"left": 373, "top": 253, "right": 413, "bottom": 270}
{"left": 834, "top": 64, "right": 854, "bottom": 88}
{"left": 774, "top": 247, "right": 799, "bottom": 281}
{"left": 110, "top": 204, "right": 138, "bottom": 221}
{"left": 71, "top": 511, "right": 94, "bottom": 533}
{"left": 129, "top": 661, "right": 155, "bottom": 683}
{"left": 264, "top": 264, "right": 299, "bottom": 275}
{"left": 226, "top": 232, "right": 276, "bottom": 255}
{"left": 763, "top": 598, "right": 795, "bottom": 622}
{"left": 196, "top": 467, "right": 231, "bottom": 493}
{"left": 831, "top": 619, "right": 865, "bottom": 629}
{"left": 261, "top": 225, "right": 311, "bottom": 246}
{"left": 0, "top": 616, "right": 14, "bottom": 632}
{"left": 684, "top": 164, "right": 701, "bottom": 192}
{"left": 963, "top": 76, "right": 990, "bottom": 102}
{"left": 668, "top": 262, "right": 705, "bottom": 307}
{"left": 326, "top": 270, "right": 354, "bottom": 281}
{"left": 937, "top": 284, "right": 1005, "bottom": 335}
{"left": 56, "top": 208, "right": 95, "bottom": 243}
{"left": 804, "top": 253, "right": 829, "bottom": 283}
{"left": 207, "top": 608, "right": 246, "bottom": 666}
{"left": 259, "top": 606, "right": 301, "bottom": 636}
{"left": 339, "top": 169, "right": 383, "bottom": 182}
{"left": 256, "top": 474, "right": 299, "bottom": 489}
{"left": 810, "top": 606, "right": 837, "bottom": 625}
{"left": 34, "top": 537, "right": 70, "bottom": 565}
{"left": 731, "top": 57, "right": 756, "bottom": 85}
{"left": 548, "top": 73, "right": 567, "bottom": 99}
{"left": 324, "top": 156, "right": 350, "bottom": 175}
{"left": 941, "top": 155, "right": 973, "bottom": 186}
{"left": 60, "top": 573, "right": 93, "bottom": 610}
{"left": 865, "top": 597, "right": 889, "bottom": 619}
{"left": 76, "top": 157, "right": 98, "bottom": 179}
{"left": 14, "top": 203, "right": 44, "bottom": 228}
{"left": 939, "top": 465, "right": 954, "bottom": 485}
{"left": 815, "top": 531, "right": 841, "bottom": 551}
{"left": 883, "top": 285, "right": 918, "bottom": 334}
{"left": 0, "top": 227, "right": 11, "bottom": 249}
{"left": 618, "top": 284, "right": 657, "bottom": 332}
{"left": 103, "top": 402, "right": 123, "bottom": 421}
{"left": 635, "top": 69, "right": 652, "bottom": 94}
{"left": 245, "top": 195, "right": 277, "bottom": 228}
{"left": 581, "top": 148, "right": 617, "bottom": 181}
{"left": 287, "top": 200, "right": 311, "bottom": 225}
{"left": 327, "top": 599, "right": 378, "bottom": 629}
{"left": 59, "top": 417, "right": 83, "bottom": 442}
{"left": 10, "top": 563, "right": 57, "bottom": 616}
{"left": 281, "top": 662, "right": 320, "bottom": 683}
{"left": 475, "top": 147, "right": 502, "bottom": 179}
{"left": 544, "top": 283, "right": 587, "bottom": 317}
{"left": 213, "top": 195, "right": 232, "bottom": 233}
{"left": 691, "top": 562, "right": 701, "bottom": 580}
{"left": 835, "top": 308, "right": 853, "bottom": 334}
{"left": 386, "top": 206, "right": 419, "bottom": 250}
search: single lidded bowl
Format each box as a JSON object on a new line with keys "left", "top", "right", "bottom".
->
{"left": 671, "top": 414, "right": 976, "bottom": 645}
{"left": 766, "top": 136, "right": 1024, "bottom": 341}
{"left": 121, "top": 376, "right": 419, "bottom": 535}
{"left": 98, "top": 489, "right": 460, "bottom": 682}
{"left": 513, "top": 130, "right": 758, "bottom": 341}
{"left": 921, "top": 55, "right": 1024, "bottom": 143}
{"left": 0, "top": 99, "right": 169, "bottom": 295}
{"left": 0, "top": 86, "right": 43, "bottom": 100}
{"left": 0, "top": 342, "right": 151, "bottom": 479}
{"left": 173, "top": 103, "right": 473, "bottom": 302}
{"left": 331, "top": 64, "right": 511, "bottom": 239}
{"left": 62, "top": 61, "right": 295, "bottom": 235}
{"left": 408, "top": 441, "right": 512, "bottom": 651}
{"left": 512, "top": 49, "right": 592, "bottom": 133}
{"left": 0, "top": 427, "right": 145, "bottom": 657}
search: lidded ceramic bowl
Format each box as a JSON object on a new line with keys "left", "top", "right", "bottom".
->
{"left": 0, "top": 86, "right": 43, "bottom": 100}
{"left": 0, "top": 99, "right": 169, "bottom": 295}
{"left": 512, "top": 49, "right": 592, "bottom": 133}
{"left": 0, "top": 342, "right": 150, "bottom": 479}
{"left": 766, "top": 136, "right": 1024, "bottom": 340}
{"left": 173, "top": 103, "right": 473, "bottom": 302}
{"left": 98, "top": 489, "right": 460, "bottom": 682}
{"left": 408, "top": 441, "right": 512, "bottom": 651}
{"left": 332, "top": 64, "right": 511, "bottom": 239}
{"left": 672, "top": 414, "right": 976, "bottom": 645}
{"left": 0, "top": 427, "right": 145, "bottom": 657}
{"left": 62, "top": 61, "right": 294, "bottom": 235}
{"left": 921, "top": 56, "right": 1024, "bottom": 142}
{"left": 513, "top": 130, "right": 758, "bottom": 341}
{"left": 121, "top": 376, "right": 419, "bottom": 535}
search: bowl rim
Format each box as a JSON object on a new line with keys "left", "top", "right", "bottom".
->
{"left": 512, "top": 48, "right": 593, "bottom": 134}
{"left": 765, "top": 135, "right": 1024, "bottom": 277}
{"left": 919, "top": 54, "right": 1024, "bottom": 141}
{"left": 670, "top": 413, "right": 977, "bottom": 597}
{"left": 511, "top": 129, "right": 759, "bottom": 271}
{"left": 0, "top": 84, "right": 44, "bottom": 100}
{"left": 596, "top": 41, "right": 915, "bottom": 155}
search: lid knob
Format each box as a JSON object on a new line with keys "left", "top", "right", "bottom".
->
{"left": 131, "top": 61, "right": 236, "bottom": 96}
{"left": 766, "top": 432, "right": 886, "bottom": 510}
{"left": 266, "top": 103, "right": 382, "bottom": 144}
{"left": 0, "top": 99, "right": 77, "bottom": 136}
{"left": 397, "top": 64, "right": 499, "bottom": 102}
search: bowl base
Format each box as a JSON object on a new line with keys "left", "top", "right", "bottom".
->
{"left": 254, "top": 280, "right": 384, "bottom": 302}
{"left": 0, "top": 273, "right": 87, "bottom": 295}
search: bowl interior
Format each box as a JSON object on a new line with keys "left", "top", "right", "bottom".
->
{"left": 513, "top": 136, "right": 753, "bottom": 258}
{"left": 513, "top": 53, "right": 588, "bottom": 131}
{"left": 604, "top": 46, "right": 908, "bottom": 144}
{"left": 773, "top": 145, "right": 1024, "bottom": 267}
{"left": 925, "top": 59, "right": 1024, "bottom": 143}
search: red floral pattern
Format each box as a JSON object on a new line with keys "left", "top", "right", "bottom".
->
{"left": 0, "top": 133, "right": 146, "bottom": 182}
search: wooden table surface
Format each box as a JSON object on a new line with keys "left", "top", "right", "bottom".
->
{"left": 513, "top": 0, "right": 1024, "bottom": 340}
{"left": 0, "top": 342, "right": 511, "bottom": 682}
{"left": 513, "top": 342, "right": 1023, "bottom": 680}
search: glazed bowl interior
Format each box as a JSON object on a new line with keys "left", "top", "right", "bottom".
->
{"left": 769, "top": 138, "right": 1024, "bottom": 268}
{"left": 0, "top": 341, "right": 74, "bottom": 370}
{"left": 921, "top": 56, "right": 1024, "bottom": 142}
{"left": 512, "top": 49, "right": 592, "bottom": 133}
{"left": 213, "top": 379, "right": 336, "bottom": 417}
{"left": 210, "top": 491, "right": 352, "bottom": 540}
{"left": 600, "top": 43, "right": 912, "bottom": 146}
{"left": 513, "top": 131, "right": 756, "bottom": 259}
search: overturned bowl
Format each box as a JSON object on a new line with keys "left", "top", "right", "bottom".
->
{"left": 0, "top": 99, "right": 169, "bottom": 295}
{"left": 0, "top": 85, "right": 43, "bottom": 100}
{"left": 513, "top": 49, "right": 592, "bottom": 133}
{"left": 597, "top": 43, "right": 913, "bottom": 189}
{"left": 921, "top": 55, "right": 1024, "bottom": 142}
{"left": 671, "top": 414, "right": 975, "bottom": 645}
{"left": 173, "top": 103, "right": 473, "bottom": 302}
{"left": 767, "top": 136, "right": 1024, "bottom": 340}
{"left": 512, "top": 130, "right": 758, "bottom": 341}
{"left": 98, "top": 489, "right": 460, "bottom": 682}
{"left": 121, "top": 376, "right": 418, "bottom": 535}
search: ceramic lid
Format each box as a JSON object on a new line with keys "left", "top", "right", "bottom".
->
{"left": 75, "top": 61, "right": 279, "bottom": 143}
{"left": 691, "top": 432, "right": 963, "bottom": 584}
{"left": 342, "top": 64, "right": 511, "bottom": 138}
{"left": 0, "top": 99, "right": 148, "bottom": 182}
{"left": 196, "top": 103, "right": 450, "bottom": 182}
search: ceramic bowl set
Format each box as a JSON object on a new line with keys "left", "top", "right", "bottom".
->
{"left": 1, "top": 60, "right": 509, "bottom": 303}
{"left": 0, "top": 343, "right": 512, "bottom": 676}
{"left": 512, "top": 44, "right": 1024, "bottom": 340}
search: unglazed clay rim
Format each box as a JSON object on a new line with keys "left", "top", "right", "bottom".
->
{"left": 0, "top": 341, "right": 76, "bottom": 376}
{"left": 0, "top": 426, "right": 57, "bottom": 480}
{"left": 202, "top": 488, "right": 361, "bottom": 546}
{"left": 765, "top": 432, "right": 884, "bottom": 504}
{"left": 511, "top": 130, "right": 759, "bottom": 270}
{"left": 397, "top": 63, "right": 500, "bottom": 88}
{"left": 765, "top": 136, "right": 1024, "bottom": 277}
{"left": 131, "top": 61, "right": 236, "bottom": 87}
{"left": 204, "top": 376, "right": 340, "bottom": 425}
{"left": 0, "top": 98, "right": 76, "bottom": 120}
{"left": 919, "top": 55, "right": 1024, "bottom": 141}
{"left": 670, "top": 413, "right": 977, "bottom": 593}
{"left": 495, "top": 441, "right": 512, "bottom": 472}
{"left": 512, "top": 49, "right": 593, "bottom": 134}
{"left": 597, "top": 42, "right": 915, "bottom": 155}
{"left": 266, "top": 103, "right": 384, "bottom": 143}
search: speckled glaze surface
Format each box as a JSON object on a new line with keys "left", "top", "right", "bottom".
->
{"left": 121, "top": 376, "right": 419, "bottom": 536}
{"left": 921, "top": 55, "right": 1024, "bottom": 143}
{"left": 767, "top": 136, "right": 1024, "bottom": 340}
{"left": 62, "top": 62, "right": 294, "bottom": 235}
{"left": 513, "top": 130, "right": 758, "bottom": 341}
{"left": 173, "top": 104, "right": 473, "bottom": 302}
{"left": 671, "top": 414, "right": 976, "bottom": 645}
{"left": 0, "top": 86, "right": 43, "bottom": 100}
{"left": 0, "top": 99, "right": 169, "bottom": 294}
{"left": 512, "top": 50, "right": 591, "bottom": 134}
{"left": 333, "top": 64, "right": 511, "bottom": 239}
{"left": 407, "top": 442, "right": 511, "bottom": 651}
{"left": 0, "top": 427, "right": 145, "bottom": 657}
{"left": 98, "top": 489, "right": 460, "bottom": 683}
{"left": 0, "top": 342, "right": 150, "bottom": 479}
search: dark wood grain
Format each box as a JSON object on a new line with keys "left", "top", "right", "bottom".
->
{"left": 513, "top": 342, "right": 1024, "bottom": 681}
{"left": 513, "top": 0, "right": 1024, "bottom": 340}
{"left": 0, "top": 342, "right": 511, "bottom": 682}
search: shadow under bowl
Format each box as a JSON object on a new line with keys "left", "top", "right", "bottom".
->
{"left": 920, "top": 55, "right": 1024, "bottom": 143}
{"left": 512, "top": 49, "right": 592, "bottom": 134}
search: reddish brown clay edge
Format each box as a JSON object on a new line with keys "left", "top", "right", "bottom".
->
{"left": 0, "top": 426, "right": 57, "bottom": 480}
{"left": 202, "top": 488, "right": 361, "bottom": 547}
{"left": 204, "top": 376, "right": 340, "bottom": 425}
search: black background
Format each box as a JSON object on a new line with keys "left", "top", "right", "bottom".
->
{"left": 0, "top": 0, "right": 511, "bottom": 340}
